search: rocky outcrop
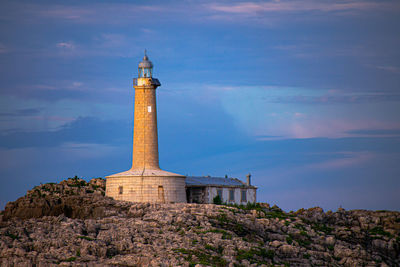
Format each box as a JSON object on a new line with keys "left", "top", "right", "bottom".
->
{"left": 1, "top": 178, "right": 399, "bottom": 266}
{"left": 2, "top": 177, "right": 131, "bottom": 221}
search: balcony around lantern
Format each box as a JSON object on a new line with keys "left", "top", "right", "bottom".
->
{"left": 133, "top": 77, "right": 161, "bottom": 87}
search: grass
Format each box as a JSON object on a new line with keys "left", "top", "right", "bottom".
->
{"left": 312, "top": 223, "right": 333, "bottom": 235}
{"left": 61, "top": 257, "right": 76, "bottom": 262}
{"left": 368, "top": 227, "right": 393, "bottom": 238}
{"left": 203, "top": 228, "right": 232, "bottom": 240}
{"left": 236, "top": 247, "right": 274, "bottom": 264}
{"left": 173, "top": 248, "right": 227, "bottom": 267}
{"left": 294, "top": 223, "right": 306, "bottom": 231}
{"left": 77, "top": 235, "right": 95, "bottom": 241}
{"left": 204, "top": 244, "right": 224, "bottom": 254}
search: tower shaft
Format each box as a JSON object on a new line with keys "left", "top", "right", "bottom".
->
{"left": 131, "top": 83, "right": 160, "bottom": 170}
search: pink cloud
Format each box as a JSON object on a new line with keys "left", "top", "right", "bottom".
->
{"left": 56, "top": 42, "right": 75, "bottom": 49}
{"left": 207, "top": 1, "right": 398, "bottom": 15}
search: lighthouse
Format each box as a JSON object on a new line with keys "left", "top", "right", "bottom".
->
{"left": 106, "top": 52, "right": 186, "bottom": 203}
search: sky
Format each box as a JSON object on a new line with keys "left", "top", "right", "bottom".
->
{"left": 0, "top": 0, "right": 399, "bottom": 211}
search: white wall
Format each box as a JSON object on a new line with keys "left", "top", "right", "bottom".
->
{"left": 207, "top": 187, "right": 256, "bottom": 204}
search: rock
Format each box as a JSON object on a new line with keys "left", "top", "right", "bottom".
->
{"left": 0, "top": 178, "right": 399, "bottom": 266}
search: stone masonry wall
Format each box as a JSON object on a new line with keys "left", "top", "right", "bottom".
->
{"left": 132, "top": 85, "right": 159, "bottom": 170}
{"left": 106, "top": 176, "right": 187, "bottom": 203}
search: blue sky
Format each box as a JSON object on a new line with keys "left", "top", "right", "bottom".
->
{"left": 0, "top": 0, "right": 399, "bottom": 211}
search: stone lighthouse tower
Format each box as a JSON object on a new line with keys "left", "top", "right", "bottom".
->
{"left": 105, "top": 52, "right": 186, "bottom": 203}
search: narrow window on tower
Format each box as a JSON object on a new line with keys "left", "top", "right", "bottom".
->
{"left": 148, "top": 106, "right": 152, "bottom": 112}
{"left": 118, "top": 186, "right": 123, "bottom": 195}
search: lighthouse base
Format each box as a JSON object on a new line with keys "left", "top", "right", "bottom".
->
{"left": 105, "top": 169, "right": 187, "bottom": 203}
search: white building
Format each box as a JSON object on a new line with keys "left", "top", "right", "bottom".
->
{"left": 185, "top": 175, "right": 257, "bottom": 204}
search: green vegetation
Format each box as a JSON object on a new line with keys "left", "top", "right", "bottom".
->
{"left": 236, "top": 247, "right": 274, "bottom": 264}
{"left": 294, "top": 223, "right": 306, "bottom": 231}
{"left": 77, "top": 235, "right": 95, "bottom": 241}
{"left": 303, "top": 253, "right": 311, "bottom": 259}
{"left": 5, "top": 232, "right": 19, "bottom": 240}
{"left": 286, "top": 235, "right": 293, "bottom": 244}
{"left": 300, "top": 231, "right": 309, "bottom": 237}
{"left": 61, "top": 257, "right": 76, "bottom": 262}
{"left": 213, "top": 195, "right": 222, "bottom": 205}
{"left": 173, "top": 248, "right": 227, "bottom": 267}
{"left": 91, "top": 184, "right": 101, "bottom": 190}
{"left": 297, "top": 237, "right": 312, "bottom": 247}
{"left": 369, "top": 226, "right": 393, "bottom": 238}
{"left": 203, "top": 228, "right": 232, "bottom": 240}
{"left": 312, "top": 223, "right": 333, "bottom": 235}
{"left": 34, "top": 189, "right": 42, "bottom": 198}
{"left": 204, "top": 244, "right": 224, "bottom": 254}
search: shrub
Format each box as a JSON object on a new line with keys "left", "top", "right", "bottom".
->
{"left": 213, "top": 195, "right": 222, "bottom": 205}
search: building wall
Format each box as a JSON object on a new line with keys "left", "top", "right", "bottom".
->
{"left": 106, "top": 176, "right": 186, "bottom": 203}
{"left": 205, "top": 187, "right": 256, "bottom": 204}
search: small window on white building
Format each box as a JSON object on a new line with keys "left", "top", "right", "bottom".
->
{"left": 118, "top": 186, "right": 123, "bottom": 195}
{"left": 217, "top": 189, "right": 223, "bottom": 201}
{"left": 241, "top": 190, "right": 247, "bottom": 202}
{"left": 229, "top": 189, "right": 235, "bottom": 202}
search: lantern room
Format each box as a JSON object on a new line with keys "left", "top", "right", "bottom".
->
{"left": 138, "top": 51, "right": 153, "bottom": 78}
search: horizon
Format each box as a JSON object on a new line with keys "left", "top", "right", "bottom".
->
{"left": 0, "top": 0, "right": 400, "bottom": 211}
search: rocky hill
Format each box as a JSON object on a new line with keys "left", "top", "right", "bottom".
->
{"left": 0, "top": 177, "right": 399, "bottom": 266}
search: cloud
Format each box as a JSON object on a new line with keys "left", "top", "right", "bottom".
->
{"left": 376, "top": 65, "right": 400, "bottom": 74}
{"left": 0, "top": 43, "right": 8, "bottom": 54}
{"left": 0, "top": 117, "right": 130, "bottom": 149}
{"left": 203, "top": 85, "right": 400, "bottom": 139}
{"left": 264, "top": 93, "right": 400, "bottom": 104}
{"left": 304, "top": 151, "right": 374, "bottom": 170}
{"left": 18, "top": 3, "right": 172, "bottom": 25}
{"left": 0, "top": 108, "right": 42, "bottom": 117}
{"left": 206, "top": 1, "right": 398, "bottom": 15}
{"left": 347, "top": 128, "right": 400, "bottom": 136}
{"left": 56, "top": 42, "right": 75, "bottom": 49}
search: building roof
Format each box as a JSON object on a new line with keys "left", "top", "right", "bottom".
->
{"left": 185, "top": 176, "right": 256, "bottom": 188}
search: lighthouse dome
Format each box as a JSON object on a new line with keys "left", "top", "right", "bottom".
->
{"left": 138, "top": 54, "right": 153, "bottom": 68}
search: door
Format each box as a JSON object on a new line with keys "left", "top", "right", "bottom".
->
{"left": 158, "top": 185, "right": 165, "bottom": 203}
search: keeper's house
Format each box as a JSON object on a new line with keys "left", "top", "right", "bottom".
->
{"left": 185, "top": 174, "right": 257, "bottom": 204}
